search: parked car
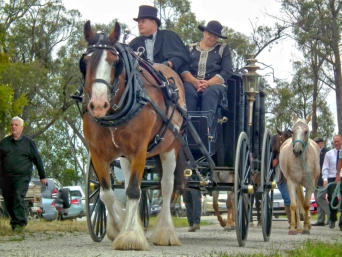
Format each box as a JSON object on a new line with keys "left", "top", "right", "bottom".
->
{"left": 41, "top": 198, "right": 58, "bottom": 221}
{"left": 64, "top": 186, "right": 85, "bottom": 207}
{"left": 150, "top": 198, "right": 162, "bottom": 216}
{"left": 61, "top": 186, "right": 85, "bottom": 220}
{"left": 272, "top": 188, "right": 286, "bottom": 218}
{"left": 202, "top": 191, "right": 227, "bottom": 215}
{"left": 30, "top": 177, "right": 71, "bottom": 221}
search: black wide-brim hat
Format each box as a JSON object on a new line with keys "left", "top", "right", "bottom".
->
{"left": 314, "top": 137, "right": 324, "bottom": 143}
{"left": 198, "top": 20, "right": 227, "bottom": 39}
{"left": 133, "top": 5, "right": 161, "bottom": 27}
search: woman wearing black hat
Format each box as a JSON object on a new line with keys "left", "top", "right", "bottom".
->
{"left": 129, "top": 5, "right": 189, "bottom": 74}
{"left": 181, "top": 20, "right": 233, "bottom": 232}
{"left": 181, "top": 20, "right": 233, "bottom": 134}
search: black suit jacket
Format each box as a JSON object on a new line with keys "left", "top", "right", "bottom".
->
{"left": 318, "top": 147, "right": 328, "bottom": 186}
{"left": 129, "top": 30, "right": 189, "bottom": 74}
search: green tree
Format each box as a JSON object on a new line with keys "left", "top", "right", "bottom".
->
{"left": 266, "top": 61, "right": 335, "bottom": 138}
{"left": 281, "top": 0, "right": 342, "bottom": 134}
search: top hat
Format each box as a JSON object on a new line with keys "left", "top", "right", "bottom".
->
{"left": 133, "top": 5, "right": 161, "bottom": 27}
{"left": 314, "top": 137, "right": 324, "bottom": 143}
{"left": 198, "top": 20, "right": 227, "bottom": 39}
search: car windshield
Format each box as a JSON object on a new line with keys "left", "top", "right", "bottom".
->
{"left": 70, "top": 190, "right": 82, "bottom": 197}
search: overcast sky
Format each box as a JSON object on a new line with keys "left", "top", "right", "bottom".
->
{"left": 62, "top": 0, "right": 337, "bottom": 133}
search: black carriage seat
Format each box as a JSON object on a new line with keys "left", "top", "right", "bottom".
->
{"left": 186, "top": 84, "right": 229, "bottom": 157}
{"left": 186, "top": 74, "right": 243, "bottom": 165}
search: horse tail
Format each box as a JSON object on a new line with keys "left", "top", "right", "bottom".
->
{"left": 213, "top": 191, "right": 227, "bottom": 227}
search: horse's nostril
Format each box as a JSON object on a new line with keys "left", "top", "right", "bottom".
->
{"left": 89, "top": 102, "right": 94, "bottom": 110}
{"left": 104, "top": 102, "right": 109, "bottom": 109}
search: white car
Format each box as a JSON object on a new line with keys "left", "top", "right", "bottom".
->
{"left": 64, "top": 186, "right": 85, "bottom": 207}
{"left": 272, "top": 188, "right": 286, "bottom": 218}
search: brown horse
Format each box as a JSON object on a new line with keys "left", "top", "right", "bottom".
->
{"left": 279, "top": 115, "right": 320, "bottom": 235}
{"left": 82, "top": 21, "right": 185, "bottom": 250}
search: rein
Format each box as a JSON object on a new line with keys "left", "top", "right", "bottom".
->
{"left": 298, "top": 146, "right": 341, "bottom": 210}
{"left": 88, "top": 43, "right": 147, "bottom": 127}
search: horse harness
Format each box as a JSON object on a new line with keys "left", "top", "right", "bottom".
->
{"left": 79, "top": 38, "right": 186, "bottom": 153}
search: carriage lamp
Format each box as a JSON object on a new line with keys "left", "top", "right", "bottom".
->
{"left": 242, "top": 56, "right": 260, "bottom": 126}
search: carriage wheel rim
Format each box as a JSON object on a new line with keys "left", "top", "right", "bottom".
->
{"left": 234, "top": 132, "right": 251, "bottom": 247}
{"left": 86, "top": 154, "right": 107, "bottom": 242}
{"left": 261, "top": 129, "right": 274, "bottom": 241}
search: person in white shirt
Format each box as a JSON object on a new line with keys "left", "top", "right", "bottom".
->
{"left": 322, "top": 135, "right": 342, "bottom": 230}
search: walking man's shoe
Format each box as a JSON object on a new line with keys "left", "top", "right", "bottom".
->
{"left": 329, "top": 221, "right": 335, "bottom": 229}
{"left": 13, "top": 225, "right": 25, "bottom": 233}
{"left": 312, "top": 222, "right": 325, "bottom": 226}
{"left": 188, "top": 224, "right": 200, "bottom": 232}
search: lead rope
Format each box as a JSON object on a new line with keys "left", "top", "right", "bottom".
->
{"left": 299, "top": 148, "right": 341, "bottom": 210}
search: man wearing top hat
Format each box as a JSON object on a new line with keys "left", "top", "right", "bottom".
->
{"left": 312, "top": 137, "right": 330, "bottom": 226}
{"left": 129, "top": 5, "right": 189, "bottom": 74}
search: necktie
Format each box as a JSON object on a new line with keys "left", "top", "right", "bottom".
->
{"left": 143, "top": 35, "right": 153, "bottom": 40}
{"left": 337, "top": 150, "right": 340, "bottom": 170}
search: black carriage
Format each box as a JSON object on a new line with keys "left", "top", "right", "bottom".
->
{"left": 84, "top": 57, "right": 275, "bottom": 247}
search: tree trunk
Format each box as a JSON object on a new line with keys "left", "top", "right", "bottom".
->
{"left": 334, "top": 51, "right": 342, "bottom": 134}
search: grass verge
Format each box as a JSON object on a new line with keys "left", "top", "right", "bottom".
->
{"left": 207, "top": 239, "right": 342, "bottom": 257}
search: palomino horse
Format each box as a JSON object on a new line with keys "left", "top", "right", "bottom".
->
{"left": 82, "top": 21, "right": 185, "bottom": 250}
{"left": 279, "top": 115, "right": 320, "bottom": 235}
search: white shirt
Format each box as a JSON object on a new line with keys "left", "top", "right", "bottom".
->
{"left": 322, "top": 148, "right": 342, "bottom": 181}
{"left": 145, "top": 32, "right": 157, "bottom": 62}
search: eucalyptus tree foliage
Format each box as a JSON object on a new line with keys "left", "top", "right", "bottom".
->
{"left": 0, "top": 0, "right": 81, "bottom": 137}
{"left": 281, "top": 0, "right": 342, "bottom": 134}
{"left": 265, "top": 61, "right": 335, "bottom": 139}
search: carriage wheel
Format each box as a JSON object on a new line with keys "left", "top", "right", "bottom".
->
{"left": 86, "top": 154, "right": 107, "bottom": 242}
{"left": 139, "top": 189, "right": 151, "bottom": 228}
{"left": 234, "top": 132, "right": 252, "bottom": 247}
{"left": 260, "top": 129, "right": 274, "bottom": 242}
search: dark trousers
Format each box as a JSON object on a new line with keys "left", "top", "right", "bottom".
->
{"left": 1, "top": 174, "right": 31, "bottom": 229}
{"left": 327, "top": 177, "right": 342, "bottom": 227}
{"left": 183, "top": 190, "right": 202, "bottom": 226}
{"left": 183, "top": 82, "right": 226, "bottom": 128}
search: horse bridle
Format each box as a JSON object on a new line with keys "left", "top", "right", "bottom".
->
{"left": 83, "top": 40, "right": 124, "bottom": 107}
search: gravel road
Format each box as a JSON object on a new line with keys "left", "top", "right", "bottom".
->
{"left": 1, "top": 217, "right": 341, "bottom": 257}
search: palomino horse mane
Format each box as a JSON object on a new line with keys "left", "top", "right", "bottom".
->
{"left": 81, "top": 20, "right": 185, "bottom": 250}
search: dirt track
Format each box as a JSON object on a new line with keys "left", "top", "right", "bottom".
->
{"left": 1, "top": 217, "right": 341, "bottom": 257}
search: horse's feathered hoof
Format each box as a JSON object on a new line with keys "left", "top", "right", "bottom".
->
{"left": 106, "top": 222, "right": 120, "bottom": 242}
{"left": 112, "top": 230, "right": 150, "bottom": 250}
{"left": 288, "top": 230, "right": 298, "bottom": 235}
{"left": 302, "top": 229, "right": 310, "bottom": 234}
{"left": 224, "top": 226, "right": 234, "bottom": 232}
{"left": 150, "top": 226, "right": 181, "bottom": 246}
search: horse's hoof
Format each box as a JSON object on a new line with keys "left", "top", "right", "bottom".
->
{"left": 224, "top": 227, "right": 233, "bottom": 232}
{"left": 106, "top": 225, "right": 120, "bottom": 242}
{"left": 288, "top": 230, "right": 298, "bottom": 235}
{"left": 150, "top": 226, "right": 181, "bottom": 246}
{"left": 302, "top": 230, "right": 310, "bottom": 235}
{"left": 112, "top": 231, "right": 149, "bottom": 250}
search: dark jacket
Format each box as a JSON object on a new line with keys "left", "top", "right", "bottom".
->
{"left": 129, "top": 30, "right": 189, "bottom": 74}
{"left": 0, "top": 135, "right": 46, "bottom": 178}
{"left": 318, "top": 147, "right": 328, "bottom": 186}
{"left": 180, "top": 42, "right": 233, "bottom": 84}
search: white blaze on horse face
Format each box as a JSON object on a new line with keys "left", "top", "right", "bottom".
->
{"left": 292, "top": 120, "right": 309, "bottom": 156}
{"left": 88, "top": 51, "right": 112, "bottom": 118}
